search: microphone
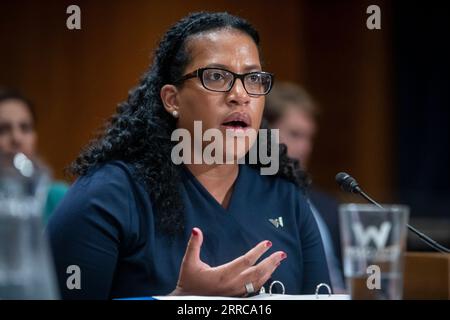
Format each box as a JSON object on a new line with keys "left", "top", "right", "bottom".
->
{"left": 335, "top": 172, "right": 450, "bottom": 254}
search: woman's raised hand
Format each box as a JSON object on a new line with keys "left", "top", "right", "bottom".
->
{"left": 170, "top": 227, "right": 287, "bottom": 297}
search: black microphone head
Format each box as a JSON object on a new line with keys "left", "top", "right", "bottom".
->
{"left": 335, "top": 172, "right": 361, "bottom": 194}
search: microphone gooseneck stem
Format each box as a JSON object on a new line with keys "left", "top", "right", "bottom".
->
{"left": 359, "top": 189, "right": 383, "bottom": 209}
{"left": 358, "top": 189, "right": 450, "bottom": 254}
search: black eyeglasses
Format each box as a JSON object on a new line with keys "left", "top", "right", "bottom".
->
{"left": 174, "top": 67, "right": 274, "bottom": 96}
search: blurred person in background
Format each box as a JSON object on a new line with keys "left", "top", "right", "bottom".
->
{"left": 264, "top": 82, "right": 346, "bottom": 293}
{"left": 0, "top": 88, "right": 68, "bottom": 224}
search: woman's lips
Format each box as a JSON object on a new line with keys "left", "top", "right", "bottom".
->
{"left": 221, "top": 112, "right": 252, "bottom": 131}
{"left": 220, "top": 123, "right": 252, "bottom": 132}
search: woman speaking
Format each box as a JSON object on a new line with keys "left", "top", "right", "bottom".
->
{"left": 47, "top": 12, "right": 330, "bottom": 299}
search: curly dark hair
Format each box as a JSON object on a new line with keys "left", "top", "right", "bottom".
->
{"left": 70, "top": 12, "right": 309, "bottom": 236}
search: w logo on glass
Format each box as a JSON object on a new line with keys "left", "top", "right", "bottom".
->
{"left": 352, "top": 222, "right": 392, "bottom": 249}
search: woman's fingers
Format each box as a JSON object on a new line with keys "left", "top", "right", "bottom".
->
{"left": 256, "top": 251, "right": 287, "bottom": 273}
{"left": 177, "top": 234, "right": 287, "bottom": 297}
{"left": 235, "top": 251, "right": 287, "bottom": 296}
{"left": 221, "top": 240, "right": 273, "bottom": 274}
{"left": 253, "top": 251, "right": 287, "bottom": 286}
{"left": 182, "top": 227, "right": 204, "bottom": 266}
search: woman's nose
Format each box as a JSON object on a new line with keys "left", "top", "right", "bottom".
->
{"left": 226, "top": 78, "right": 250, "bottom": 106}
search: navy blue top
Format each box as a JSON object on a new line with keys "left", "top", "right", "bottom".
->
{"left": 47, "top": 161, "right": 330, "bottom": 299}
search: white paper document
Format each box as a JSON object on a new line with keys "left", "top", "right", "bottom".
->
{"left": 154, "top": 294, "right": 350, "bottom": 300}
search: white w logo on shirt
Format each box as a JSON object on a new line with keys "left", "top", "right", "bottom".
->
{"left": 352, "top": 222, "right": 392, "bottom": 249}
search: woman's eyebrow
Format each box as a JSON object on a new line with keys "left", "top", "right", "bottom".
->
{"left": 242, "top": 64, "right": 262, "bottom": 72}
{"left": 205, "top": 63, "right": 231, "bottom": 69}
{"left": 205, "top": 63, "right": 262, "bottom": 72}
